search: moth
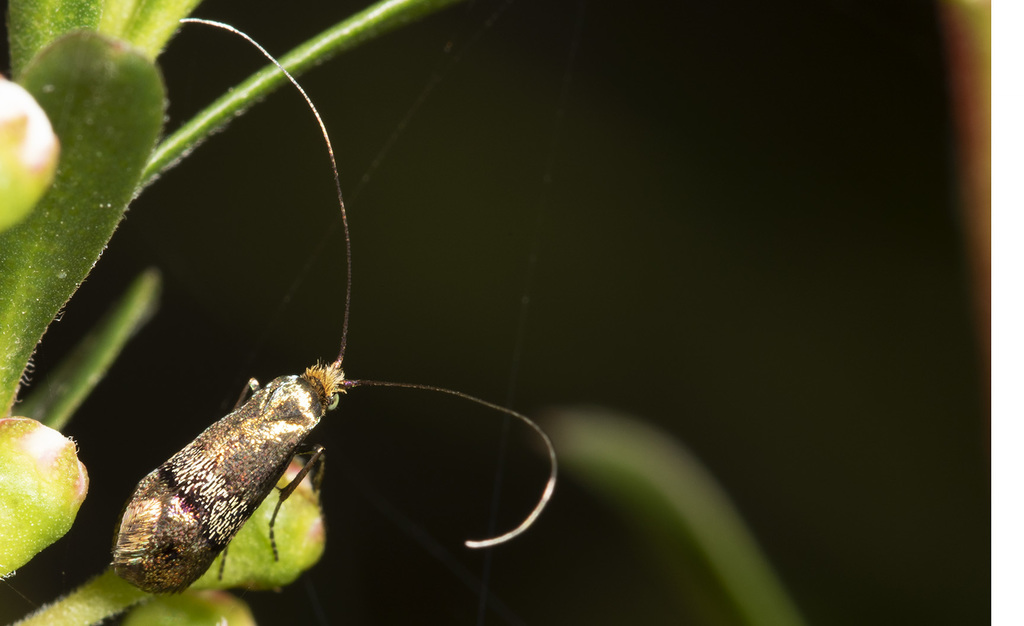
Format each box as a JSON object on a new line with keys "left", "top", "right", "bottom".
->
{"left": 111, "top": 18, "right": 556, "bottom": 594}
{"left": 113, "top": 365, "right": 341, "bottom": 592}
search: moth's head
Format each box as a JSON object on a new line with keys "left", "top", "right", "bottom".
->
{"left": 301, "top": 361, "right": 346, "bottom": 412}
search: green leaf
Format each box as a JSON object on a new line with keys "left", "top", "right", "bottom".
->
{"left": 98, "top": 0, "right": 206, "bottom": 60}
{"left": 551, "top": 407, "right": 807, "bottom": 626}
{"left": 0, "top": 32, "right": 165, "bottom": 417}
{"left": 19, "top": 269, "right": 162, "bottom": 432}
{"left": 7, "top": 0, "right": 104, "bottom": 78}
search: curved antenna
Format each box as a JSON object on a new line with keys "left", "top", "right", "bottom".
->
{"left": 345, "top": 378, "right": 556, "bottom": 548}
{"left": 179, "top": 18, "right": 353, "bottom": 367}
{"left": 181, "top": 18, "right": 555, "bottom": 549}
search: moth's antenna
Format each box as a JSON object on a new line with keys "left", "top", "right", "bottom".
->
{"left": 180, "top": 18, "right": 555, "bottom": 549}
{"left": 179, "top": 18, "right": 353, "bottom": 368}
{"left": 345, "top": 378, "right": 556, "bottom": 548}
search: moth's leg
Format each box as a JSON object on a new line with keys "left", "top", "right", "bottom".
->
{"left": 269, "top": 445, "right": 326, "bottom": 561}
{"left": 232, "top": 378, "right": 260, "bottom": 410}
{"left": 217, "top": 542, "right": 230, "bottom": 580}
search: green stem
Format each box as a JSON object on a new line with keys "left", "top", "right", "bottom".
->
{"left": 13, "top": 569, "right": 149, "bottom": 626}
{"left": 141, "top": 0, "right": 466, "bottom": 188}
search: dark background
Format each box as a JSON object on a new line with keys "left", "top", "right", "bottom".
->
{"left": 1, "top": 0, "right": 987, "bottom": 624}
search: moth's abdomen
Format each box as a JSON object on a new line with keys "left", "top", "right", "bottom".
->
{"left": 112, "top": 470, "right": 222, "bottom": 593}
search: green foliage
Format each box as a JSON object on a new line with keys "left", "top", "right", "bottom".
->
{"left": 13, "top": 570, "right": 147, "bottom": 626}
{"left": 122, "top": 591, "right": 255, "bottom": 626}
{"left": 0, "top": 32, "right": 165, "bottom": 416}
{"left": 7, "top": 0, "right": 103, "bottom": 77}
{"left": 97, "top": 0, "right": 205, "bottom": 60}
{"left": 8, "top": 0, "right": 201, "bottom": 76}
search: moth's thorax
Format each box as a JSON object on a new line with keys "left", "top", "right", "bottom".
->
{"left": 245, "top": 374, "right": 326, "bottom": 431}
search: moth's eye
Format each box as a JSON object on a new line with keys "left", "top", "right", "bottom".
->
{"left": 327, "top": 393, "right": 340, "bottom": 411}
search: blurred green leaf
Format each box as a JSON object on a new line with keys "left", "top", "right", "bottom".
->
{"left": 123, "top": 590, "right": 255, "bottom": 626}
{"left": 20, "top": 270, "right": 162, "bottom": 431}
{"left": 0, "top": 32, "right": 165, "bottom": 417}
{"left": 551, "top": 407, "right": 806, "bottom": 626}
{"left": 7, "top": 0, "right": 103, "bottom": 78}
{"left": 98, "top": 0, "right": 205, "bottom": 60}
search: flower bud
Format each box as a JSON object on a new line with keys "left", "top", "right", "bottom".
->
{"left": 0, "top": 417, "right": 88, "bottom": 576}
{"left": 0, "top": 76, "right": 60, "bottom": 232}
{"left": 122, "top": 590, "right": 255, "bottom": 626}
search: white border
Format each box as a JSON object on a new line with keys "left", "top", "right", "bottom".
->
{"left": 992, "top": 1, "right": 1020, "bottom": 624}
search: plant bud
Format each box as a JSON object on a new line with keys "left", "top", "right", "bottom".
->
{"left": 0, "top": 76, "right": 60, "bottom": 232}
{"left": 122, "top": 589, "right": 255, "bottom": 626}
{"left": 0, "top": 417, "right": 88, "bottom": 576}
